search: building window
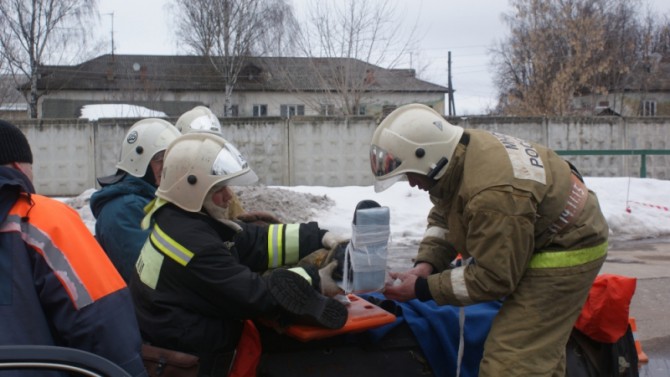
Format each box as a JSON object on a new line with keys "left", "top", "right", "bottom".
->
{"left": 353, "top": 105, "right": 366, "bottom": 115}
{"left": 280, "top": 104, "right": 305, "bottom": 117}
{"left": 224, "top": 105, "right": 239, "bottom": 117}
{"left": 320, "top": 104, "right": 335, "bottom": 115}
{"left": 253, "top": 104, "right": 267, "bottom": 117}
{"left": 641, "top": 100, "right": 656, "bottom": 117}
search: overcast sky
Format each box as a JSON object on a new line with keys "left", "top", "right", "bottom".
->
{"left": 96, "top": 0, "right": 670, "bottom": 115}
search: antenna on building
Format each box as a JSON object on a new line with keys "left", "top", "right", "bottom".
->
{"left": 105, "top": 12, "right": 115, "bottom": 56}
{"left": 447, "top": 51, "right": 456, "bottom": 116}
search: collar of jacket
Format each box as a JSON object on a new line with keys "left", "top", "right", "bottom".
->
{"left": 0, "top": 166, "right": 35, "bottom": 222}
{"left": 141, "top": 197, "right": 169, "bottom": 230}
{"left": 0, "top": 166, "right": 35, "bottom": 194}
{"left": 429, "top": 138, "right": 467, "bottom": 201}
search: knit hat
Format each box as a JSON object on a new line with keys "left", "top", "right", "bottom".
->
{"left": 0, "top": 120, "right": 33, "bottom": 165}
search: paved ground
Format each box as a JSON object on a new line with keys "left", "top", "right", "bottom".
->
{"left": 603, "top": 237, "right": 670, "bottom": 375}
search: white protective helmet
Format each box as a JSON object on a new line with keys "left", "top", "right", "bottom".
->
{"left": 156, "top": 132, "right": 258, "bottom": 212}
{"left": 117, "top": 118, "right": 181, "bottom": 177}
{"left": 175, "top": 106, "right": 223, "bottom": 135}
{"left": 369, "top": 104, "right": 464, "bottom": 192}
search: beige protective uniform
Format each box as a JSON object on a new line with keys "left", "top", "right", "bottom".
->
{"left": 415, "top": 129, "right": 609, "bottom": 376}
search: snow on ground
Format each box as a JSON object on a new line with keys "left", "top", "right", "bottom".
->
{"left": 64, "top": 177, "right": 670, "bottom": 245}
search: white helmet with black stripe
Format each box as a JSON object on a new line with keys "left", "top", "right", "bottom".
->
{"left": 369, "top": 104, "right": 464, "bottom": 192}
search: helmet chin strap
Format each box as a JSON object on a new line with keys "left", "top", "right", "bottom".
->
{"left": 427, "top": 157, "right": 449, "bottom": 179}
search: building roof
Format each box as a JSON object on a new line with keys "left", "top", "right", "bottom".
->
{"left": 33, "top": 54, "right": 448, "bottom": 94}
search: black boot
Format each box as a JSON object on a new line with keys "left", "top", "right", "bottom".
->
{"left": 268, "top": 268, "right": 348, "bottom": 330}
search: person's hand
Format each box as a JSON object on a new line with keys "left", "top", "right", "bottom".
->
{"left": 406, "top": 262, "right": 433, "bottom": 278}
{"left": 236, "top": 211, "right": 281, "bottom": 225}
{"left": 383, "top": 271, "right": 418, "bottom": 302}
{"left": 318, "top": 260, "right": 343, "bottom": 297}
{"left": 321, "top": 232, "right": 349, "bottom": 250}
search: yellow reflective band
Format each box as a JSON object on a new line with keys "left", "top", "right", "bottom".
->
{"left": 529, "top": 241, "right": 607, "bottom": 269}
{"left": 284, "top": 224, "right": 300, "bottom": 265}
{"left": 136, "top": 241, "right": 164, "bottom": 289}
{"left": 288, "top": 267, "right": 312, "bottom": 285}
{"left": 267, "top": 224, "right": 285, "bottom": 269}
{"left": 150, "top": 225, "right": 194, "bottom": 266}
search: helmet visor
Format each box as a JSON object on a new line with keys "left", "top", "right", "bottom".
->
{"left": 370, "top": 144, "right": 403, "bottom": 178}
{"left": 211, "top": 143, "right": 259, "bottom": 186}
{"left": 189, "top": 115, "right": 222, "bottom": 133}
{"left": 212, "top": 143, "right": 248, "bottom": 176}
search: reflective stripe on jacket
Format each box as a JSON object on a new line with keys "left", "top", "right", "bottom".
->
{"left": 3, "top": 195, "right": 126, "bottom": 307}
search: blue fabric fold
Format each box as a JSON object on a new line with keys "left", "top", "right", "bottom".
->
{"left": 363, "top": 292, "right": 501, "bottom": 377}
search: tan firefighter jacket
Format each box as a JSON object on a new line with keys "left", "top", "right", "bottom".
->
{"left": 415, "top": 129, "right": 609, "bottom": 306}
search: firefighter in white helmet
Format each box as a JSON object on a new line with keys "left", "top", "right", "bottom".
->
{"left": 90, "top": 118, "right": 181, "bottom": 282}
{"left": 175, "top": 105, "right": 280, "bottom": 225}
{"left": 130, "top": 132, "right": 346, "bottom": 375}
{"left": 375, "top": 104, "right": 609, "bottom": 376}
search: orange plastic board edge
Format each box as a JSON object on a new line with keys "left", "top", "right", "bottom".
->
{"left": 283, "top": 294, "right": 396, "bottom": 342}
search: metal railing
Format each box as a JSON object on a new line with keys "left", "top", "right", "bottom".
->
{"left": 556, "top": 149, "right": 670, "bottom": 178}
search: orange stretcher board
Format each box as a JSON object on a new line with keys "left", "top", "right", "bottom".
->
{"left": 282, "top": 294, "right": 396, "bottom": 342}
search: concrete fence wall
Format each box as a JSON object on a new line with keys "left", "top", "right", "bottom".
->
{"left": 11, "top": 116, "right": 670, "bottom": 196}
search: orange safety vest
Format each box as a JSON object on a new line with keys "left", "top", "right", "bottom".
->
{"left": 2, "top": 194, "right": 126, "bottom": 308}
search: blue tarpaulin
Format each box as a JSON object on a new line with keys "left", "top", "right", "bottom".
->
{"left": 363, "top": 293, "right": 502, "bottom": 377}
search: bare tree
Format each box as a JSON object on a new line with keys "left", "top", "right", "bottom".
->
{"left": 258, "top": 0, "right": 301, "bottom": 57}
{"left": 0, "top": 0, "right": 99, "bottom": 118}
{"left": 491, "top": 0, "right": 643, "bottom": 116}
{"left": 285, "top": 0, "right": 419, "bottom": 115}
{"left": 638, "top": 13, "right": 670, "bottom": 57}
{"left": 170, "top": 0, "right": 299, "bottom": 116}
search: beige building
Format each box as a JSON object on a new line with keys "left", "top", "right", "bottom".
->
{"left": 30, "top": 54, "right": 449, "bottom": 120}
{"left": 572, "top": 53, "right": 670, "bottom": 117}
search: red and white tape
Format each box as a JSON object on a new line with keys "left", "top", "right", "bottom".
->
{"left": 627, "top": 201, "right": 670, "bottom": 212}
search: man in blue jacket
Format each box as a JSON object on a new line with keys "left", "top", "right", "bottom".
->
{"left": 90, "top": 118, "right": 180, "bottom": 282}
{"left": 0, "top": 119, "right": 146, "bottom": 376}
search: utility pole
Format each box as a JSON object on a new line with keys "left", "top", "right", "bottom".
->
{"left": 448, "top": 51, "right": 456, "bottom": 116}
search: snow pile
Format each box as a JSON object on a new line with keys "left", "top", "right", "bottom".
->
{"left": 233, "top": 185, "right": 335, "bottom": 223}
{"left": 80, "top": 104, "right": 167, "bottom": 120}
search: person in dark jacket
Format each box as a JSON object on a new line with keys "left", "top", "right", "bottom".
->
{"left": 90, "top": 118, "right": 180, "bottom": 282}
{"left": 0, "top": 119, "right": 147, "bottom": 376}
{"left": 130, "top": 132, "right": 347, "bottom": 376}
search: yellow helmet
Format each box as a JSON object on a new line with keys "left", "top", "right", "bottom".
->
{"left": 156, "top": 133, "right": 258, "bottom": 212}
{"left": 116, "top": 118, "right": 180, "bottom": 177}
{"left": 175, "top": 106, "right": 223, "bottom": 135}
{"left": 369, "top": 104, "right": 463, "bottom": 192}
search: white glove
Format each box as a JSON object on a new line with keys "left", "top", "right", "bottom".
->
{"left": 318, "top": 260, "right": 343, "bottom": 297}
{"left": 321, "top": 232, "right": 349, "bottom": 250}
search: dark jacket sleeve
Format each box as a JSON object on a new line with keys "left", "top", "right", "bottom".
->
{"left": 233, "top": 221, "right": 328, "bottom": 271}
